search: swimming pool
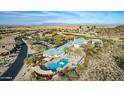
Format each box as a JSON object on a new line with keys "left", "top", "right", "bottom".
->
{"left": 46, "top": 57, "right": 70, "bottom": 72}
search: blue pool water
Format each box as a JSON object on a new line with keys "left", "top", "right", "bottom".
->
{"left": 46, "top": 57, "right": 70, "bottom": 72}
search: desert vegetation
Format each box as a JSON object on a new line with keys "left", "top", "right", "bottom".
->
{"left": 0, "top": 25, "right": 124, "bottom": 81}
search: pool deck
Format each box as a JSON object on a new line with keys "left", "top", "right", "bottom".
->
{"left": 32, "top": 66, "right": 54, "bottom": 75}
{"left": 31, "top": 51, "right": 85, "bottom": 75}
{"left": 32, "top": 56, "right": 71, "bottom": 76}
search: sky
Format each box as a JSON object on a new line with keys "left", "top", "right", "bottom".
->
{"left": 0, "top": 11, "right": 124, "bottom": 25}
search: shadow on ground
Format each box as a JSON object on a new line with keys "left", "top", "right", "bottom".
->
{"left": 0, "top": 44, "right": 27, "bottom": 81}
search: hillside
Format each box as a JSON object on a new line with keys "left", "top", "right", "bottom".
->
{"left": 79, "top": 41, "right": 124, "bottom": 80}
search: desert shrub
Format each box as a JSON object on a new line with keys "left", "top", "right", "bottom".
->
{"left": 0, "top": 35, "right": 2, "bottom": 40}
{"left": 114, "top": 55, "right": 124, "bottom": 70}
{"left": 103, "top": 39, "right": 115, "bottom": 47}
{"left": 74, "top": 48, "right": 82, "bottom": 55}
{"left": 16, "top": 39, "right": 23, "bottom": 46}
{"left": 76, "top": 64, "right": 83, "bottom": 71}
{"left": 24, "top": 56, "right": 38, "bottom": 65}
{"left": 119, "top": 38, "right": 124, "bottom": 40}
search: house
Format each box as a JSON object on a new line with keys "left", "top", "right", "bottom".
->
{"left": 43, "top": 48, "right": 58, "bottom": 58}
{"left": 90, "top": 39, "right": 103, "bottom": 44}
{"left": 43, "top": 38, "right": 102, "bottom": 58}
{"left": 73, "top": 38, "right": 89, "bottom": 48}
{"left": 43, "top": 41, "right": 73, "bottom": 58}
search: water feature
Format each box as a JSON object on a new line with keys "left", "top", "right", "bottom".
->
{"left": 46, "top": 57, "right": 70, "bottom": 72}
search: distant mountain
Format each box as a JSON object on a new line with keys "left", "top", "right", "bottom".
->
{"left": 42, "top": 23, "right": 71, "bottom": 26}
{"left": 0, "top": 23, "right": 123, "bottom": 26}
{"left": 41, "top": 23, "right": 124, "bottom": 26}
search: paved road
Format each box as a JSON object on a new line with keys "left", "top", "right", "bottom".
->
{"left": 0, "top": 43, "right": 28, "bottom": 81}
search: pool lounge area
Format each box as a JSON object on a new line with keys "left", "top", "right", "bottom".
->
{"left": 32, "top": 57, "right": 70, "bottom": 75}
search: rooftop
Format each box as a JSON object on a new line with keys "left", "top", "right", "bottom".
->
{"left": 73, "top": 38, "right": 89, "bottom": 45}
{"left": 43, "top": 38, "right": 102, "bottom": 57}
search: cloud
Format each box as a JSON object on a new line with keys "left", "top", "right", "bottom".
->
{"left": 0, "top": 11, "right": 124, "bottom": 25}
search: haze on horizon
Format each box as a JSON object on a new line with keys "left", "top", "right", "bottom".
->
{"left": 0, "top": 11, "right": 124, "bottom": 26}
